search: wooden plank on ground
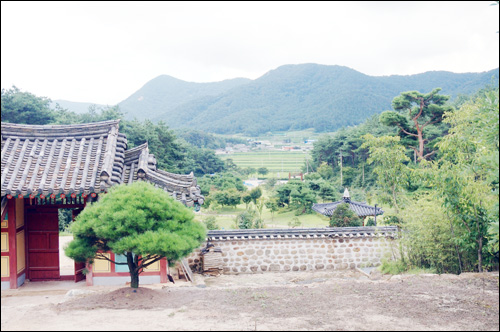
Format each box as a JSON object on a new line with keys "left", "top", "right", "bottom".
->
{"left": 181, "top": 259, "right": 193, "bottom": 282}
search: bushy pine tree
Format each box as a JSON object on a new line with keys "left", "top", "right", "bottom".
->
{"left": 65, "top": 182, "right": 206, "bottom": 288}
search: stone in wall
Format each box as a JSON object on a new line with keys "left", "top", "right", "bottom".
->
{"left": 187, "top": 227, "right": 397, "bottom": 275}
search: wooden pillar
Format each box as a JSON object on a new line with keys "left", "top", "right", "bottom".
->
{"left": 160, "top": 258, "right": 168, "bottom": 283}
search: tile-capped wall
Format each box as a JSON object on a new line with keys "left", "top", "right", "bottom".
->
{"left": 188, "top": 227, "right": 397, "bottom": 274}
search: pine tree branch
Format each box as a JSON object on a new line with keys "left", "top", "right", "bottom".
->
{"left": 397, "top": 125, "right": 418, "bottom": 137}
{"left": 423, "top": 150, "right": 437, "bottom": 159}
{"left": 95, "top": 253, "right": 127, "bottom": 265}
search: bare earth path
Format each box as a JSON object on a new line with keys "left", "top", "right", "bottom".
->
{"left": 1, "top": 270, "right": 498, "bottom": 331}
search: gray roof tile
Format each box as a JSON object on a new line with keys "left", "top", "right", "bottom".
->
{"left": 1, "top": 121, "right": 203, "bottom": 206}
{"left": 312, "top": 198, "right": 384, "bottom": 217}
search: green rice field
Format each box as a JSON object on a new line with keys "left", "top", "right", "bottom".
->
{"left": 219, "top": 151, "right": 312, "bottom": 178}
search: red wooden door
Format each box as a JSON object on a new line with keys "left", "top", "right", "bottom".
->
{"left": 27, "top": 210, "right": 60, "bottom": 280}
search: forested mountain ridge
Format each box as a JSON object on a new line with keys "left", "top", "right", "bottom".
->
{"left": 147, "top": 64, "right": 498, "bottom": 135}
{"left": 118, "top": 75, "right": 252, "bottom": 120}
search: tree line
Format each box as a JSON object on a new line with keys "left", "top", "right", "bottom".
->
{"left": 1, "top": 86, "right": 227, "bottom": 177}
{"left": 308, "top": 86, "right": 499, "bottom": 273}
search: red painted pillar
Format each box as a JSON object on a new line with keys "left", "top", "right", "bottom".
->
{"left": 160, "top": 258, "right": 168, "bottom": 283}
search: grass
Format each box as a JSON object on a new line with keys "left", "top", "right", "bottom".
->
{"left": 378, "top": 259, "right": 437, "bottom": 275}
{"left": 195, "top": 187, "right": 330, "bottom": 230}
{"left": 220, "top": 151, "right": 312, "bottom": 179}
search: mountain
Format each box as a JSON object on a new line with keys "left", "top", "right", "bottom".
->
{"left": 118, "top": 75, "right": 252, "bottom": 120}
{"left": 57, "top": 64, "right": 498, "bottom": 135}
{"left": 149, "top": 64, "right": 498, "bottom": 135}
{"left": 51, "top": 100, "right": 106, "bottom": 114}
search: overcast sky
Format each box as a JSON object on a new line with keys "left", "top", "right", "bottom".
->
{"left": 1, "top": 1, "right": 499, "bottom": 105}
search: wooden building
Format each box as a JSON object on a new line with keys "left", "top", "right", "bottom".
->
{"left": 312, "top": 188, "right": 384, "bottom": 220}
{"left": 1, "top": 120, "right": 204, "bottom": 289}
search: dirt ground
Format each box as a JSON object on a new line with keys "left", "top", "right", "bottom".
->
{"left": 1, "top": 269, "right": 498, "bottom": 331}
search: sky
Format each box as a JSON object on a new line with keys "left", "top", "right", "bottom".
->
{"left": 1, "top": 1, "right": 499, "bottom": 105}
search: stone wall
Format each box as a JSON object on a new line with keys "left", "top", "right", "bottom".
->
{"left": 188, "top": 227, "right": 397, "bottom": 274}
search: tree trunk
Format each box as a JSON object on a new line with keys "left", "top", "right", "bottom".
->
{"left": 130, "top": 271, "right": 140, "bottom": 288}
{"left": 391, "top": 184, "right": 399, "bottom": 214}
{"left": 417, "top": 129, "right": 425, "bottom": 161}
{"left": 478, "top": 236, "right": 483, "bottom": 273}
{"left": 127, "top": 252, "right": 140, "bottom": 288}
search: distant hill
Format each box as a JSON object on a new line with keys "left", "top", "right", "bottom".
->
{"left": 51, "top": 100, "right": 106, "bottom": 114}
{"left": 118, "top": 75, "right": 252, "bottom": 120}
{"left": 54, "top": 64, "right": 498, "bottom": 135}
{"left": 147, "top": 64, "right": 498, "bottom": 135}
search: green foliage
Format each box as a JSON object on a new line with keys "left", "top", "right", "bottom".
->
{"left": 399, "top": 194, "right": 464, "bottom": 274}
{"left": 365, "top": 217, "right": 376, "bottom": 227}
{"left": 378, "top": 259, "right": 409, "bottom": 275}
{"left": 487, "top": 221, "right": 499, "bottom": 255}
{"left": 317, "top": 162, "right": 334, "bottom": 180}
{"left": 174, "top": 128, "right": 245, "bottom": 149}
{"left": 235, "top": 208, "right": 263, "bottom": 229}
{"left": 309, "top": 115, "right": 397, "bottom": 192}
{"left": 273, "top": 179, "right": 317, "bottom": 215}
{"left": 178, "top": 143, "right": 226, "bottom": 177}
{"left": 264, "top": 177, "right": 278, "bottom": 191}
{"left": 51, "top": 103, "right": 227, "bottom": 177}
{"left": 1, "top": 86, "right": 55, "bottom": 124}
{"left": 362, "top": 134, "right": 410, "bottom": 212}
{"left": 58, "top": 209, "right": 74, "bottom": 233}
{"left": 198, "top": 172, "right": 246, "bottom": 196}
{"left": 202, "top": 216, "right": 219, "bottom": 230}
{"left": 328, "top": 203, "right": 362, "bottom": 227}
{"left": 257, "top": 167, "right": 269, "bottom": 176}
{"left": 265, "top": 197, "right": 279, "bottom": 221}
{"left": 148, "top": 64, "right": 498, "bottom": 136}
{"left": 429, "top": 88, "right": 499, "bottom": 271}
{"left": 381, "top": 88, "right": 453, "bottom": 161}
{"left": 249, "top": 187, "right": 262, "bottom": 204}
{"left": 318, "top": 182, "right": 336, "bottom": 202}
{"left": 118, "top": 75, "right": 251, "bottom": 121}
{"left": 383, "top": 215, "right": 403, "bottom": 226}
{"left": 212, "top": 188, "right": 242, "bottom": 208}
{"left": 242, "top": 193, "right": 252, "bottom": 209}
{"left": 65, "top": 182, "right": 206, "bottom": 288}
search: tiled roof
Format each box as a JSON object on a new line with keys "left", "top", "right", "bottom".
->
{"left": 1, "top": 120, "right": 125, "bottom": 197}
{"left": 122, "top": 142, "right": 204, "bottom": 206}
{"left": 1, "top": 121, "right": 204, "bottom": 206}
{"left": 206, "top": 226, "right": 397, "bottom": 241}
{"left": 312, "top": 198, "right": 384, "bottom": 217}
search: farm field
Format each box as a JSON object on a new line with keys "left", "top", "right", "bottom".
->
{"left": 220, "top": 128, "right": 334, "bottom": 147}
{"left": 219, "top": 151, "right": 312, "bottom": 179}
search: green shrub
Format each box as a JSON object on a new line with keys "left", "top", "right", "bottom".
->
{"left": 235, "top": 209, "right": 263, "bottom": 229}
{"left": 329, "top": 203, "right": 362, "bottom": 227}
{"left": 365, "top": 217, "right": 376, "bottom": 226}
{"left": 203, "top": 216, "right": 219, "bottom": 230}
{"left": 378, "top": 259, "right": 408, "bottom": 275}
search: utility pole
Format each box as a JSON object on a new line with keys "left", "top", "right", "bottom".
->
{"left": 339, "top": 151, "right": 343, "bottom": 187}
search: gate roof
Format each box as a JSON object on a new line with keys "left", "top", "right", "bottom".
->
{"left": 1, "top": 120, "right": 203, "bottom": 206}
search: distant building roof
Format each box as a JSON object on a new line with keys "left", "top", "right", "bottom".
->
{"left": 1, "top": 120, "right": 203, "bottom": 206}
{"left": 312, "top": 189, "right": 383, "bottom": 218}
